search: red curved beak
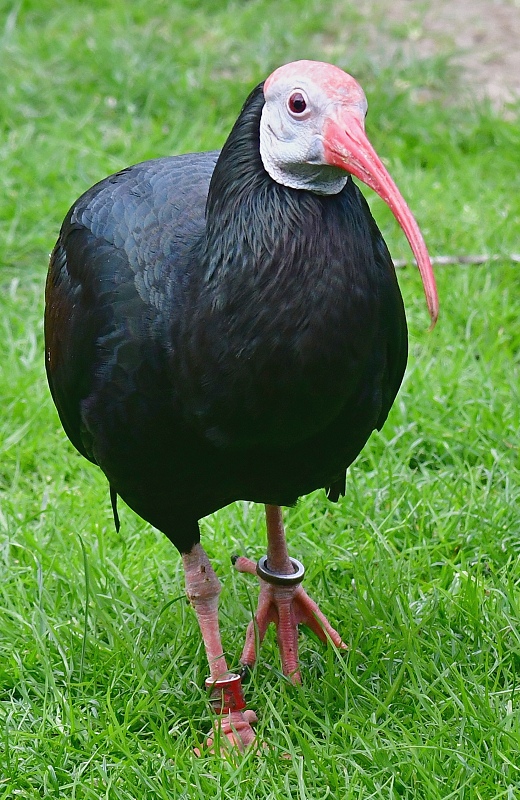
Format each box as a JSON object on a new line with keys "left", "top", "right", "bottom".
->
{"left": 324, "top": 115, "right": 439, "bottom": 326}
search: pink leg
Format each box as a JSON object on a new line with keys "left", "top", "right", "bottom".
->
{"left": 183, "top": 543, "right": 228, "bottom": 680}
{"left": 234, "top": 505, "right": 347, "bottom": 683}
{"left": 183, "top": 543, "right": 257, "bottom": 752}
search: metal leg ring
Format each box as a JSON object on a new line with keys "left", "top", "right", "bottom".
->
{"left": 256, "top": 555, "right": 305, "bottom": 586}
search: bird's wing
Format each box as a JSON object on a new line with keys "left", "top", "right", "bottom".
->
{"left": 45, "top": 152, "right": 218, "bottom": 463}
{"left": 372, "top": 237, "right": 408, "bottom": 434}
{"left": 352, "top": 182, "right": 409, "bottom": 432}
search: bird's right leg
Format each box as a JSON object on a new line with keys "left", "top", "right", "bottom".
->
{"left": 182, "top": 543, "right": 228, "bottom": 681}
{"left": 182, "top": 542, "right": 257, "bottom": 753}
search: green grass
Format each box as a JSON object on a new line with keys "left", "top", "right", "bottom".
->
{"left": 1, "top": 0, "right": 520, "bottom": 796}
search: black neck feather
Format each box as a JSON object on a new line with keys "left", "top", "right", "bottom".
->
{"left": 203, "top": 82, "right": 331, "bottom": 286}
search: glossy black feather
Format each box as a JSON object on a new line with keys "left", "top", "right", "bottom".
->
{"left": 45, "top": 83, "right": 407, "bottom": 553}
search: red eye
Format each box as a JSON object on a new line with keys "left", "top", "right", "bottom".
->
{"left": 288, "top": 92, "right": 307, "bottom": 114}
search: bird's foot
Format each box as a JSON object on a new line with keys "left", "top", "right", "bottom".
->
{"left": 195, "top": 709, "right": 259, "bottom": 756}
{"left": 233, "top": 555, "right": 347, "bottom": 683}
{"left": 194, "top": 671, "right": 260, "bottom": 756}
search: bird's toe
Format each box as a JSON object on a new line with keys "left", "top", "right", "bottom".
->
{"left": 195, "top": 709, "right": 260, "bottom": 756}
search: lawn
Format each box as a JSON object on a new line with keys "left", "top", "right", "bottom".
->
{"left": 0, "top": 0, "right": 519, "bottom": 797}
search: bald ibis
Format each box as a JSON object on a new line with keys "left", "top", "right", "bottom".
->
{"left": 45, "top": 60, "right": 438, "bottom": 750}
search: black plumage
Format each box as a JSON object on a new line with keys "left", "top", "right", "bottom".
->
{"left": 45, "top": 82, "right": 407, "bottom": 555}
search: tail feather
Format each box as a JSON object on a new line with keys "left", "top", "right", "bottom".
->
{"left": 326, "top": 473, "right": 346, "bottom": 502}
{"left": 110, "top": 485, "right": 121, "bottom": 532}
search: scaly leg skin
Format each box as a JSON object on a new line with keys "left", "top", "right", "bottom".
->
{"left": 234, "top": 505, "right": 347, "bottom": 683}
{"left": 183, "top": 543, "right": 257, "bottom": 753}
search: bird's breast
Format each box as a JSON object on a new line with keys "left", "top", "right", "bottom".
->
{"left": 177, "top": 255, "right": 384, "bottom": 450}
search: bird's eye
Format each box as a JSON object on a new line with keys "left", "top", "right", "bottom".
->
{"left": 288, "top": 92, "right": 307, "bottom": 115}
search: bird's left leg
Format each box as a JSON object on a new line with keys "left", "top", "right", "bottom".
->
{"left": 234, "top": 505, "right": 347, "bottom": 683}
{"left": 182, "top": 542, "right": 257, "bottom": 752}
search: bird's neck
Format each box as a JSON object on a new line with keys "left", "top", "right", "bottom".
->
{"left": 204, "top": 83, "right": 269, "bottom": 251}
{"left": 197, "top": 81, "right": 379, "bottom": 340}
{"left": 203, "top": 83, "right": 340, "bottom": 294}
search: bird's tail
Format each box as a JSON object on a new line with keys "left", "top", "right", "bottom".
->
{"left": 109, "top": 485, "right": 121, "bottom": 532}
{"left": 326, "top": 473, "right": 346, "bottom": 502}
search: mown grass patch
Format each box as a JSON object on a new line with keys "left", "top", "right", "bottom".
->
{"left": 0, "top": 0, "right": 519, "bottom": 796}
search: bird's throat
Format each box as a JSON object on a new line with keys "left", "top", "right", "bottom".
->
{"left": 259, "top": 144, "right": 349, "bottom": 195}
